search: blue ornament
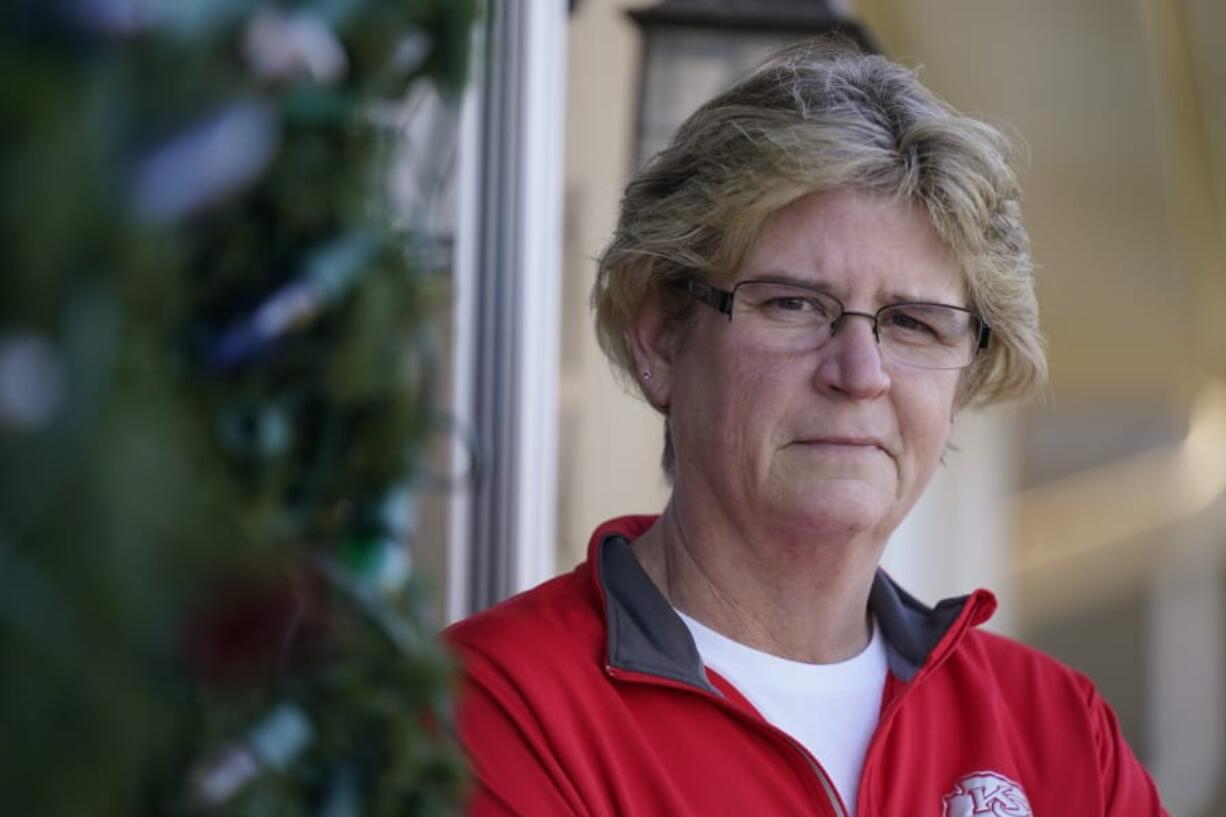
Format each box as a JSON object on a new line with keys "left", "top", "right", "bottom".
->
{"left": 132, "top": 100, "right": 279, "bottom": 224}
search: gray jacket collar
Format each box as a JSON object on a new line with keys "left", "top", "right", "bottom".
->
{"left": 598, "top": 533, "right": 983, "bottom": 691}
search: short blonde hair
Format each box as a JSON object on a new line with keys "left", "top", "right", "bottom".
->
{"left": 592, "top": 38, "right": 1047, "bottom": 471}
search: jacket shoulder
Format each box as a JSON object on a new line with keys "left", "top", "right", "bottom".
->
{"left": 960, "top": 628, "right": 1096, "bottom": 691}
{"left": 949, "top": 627, "right": 1105, "bottom": 729}
{"left": 945, "top": 629, "right": 1167, "bottom": 814}
{"left": 443, "top": 563, "right": 604, "bottom": 668}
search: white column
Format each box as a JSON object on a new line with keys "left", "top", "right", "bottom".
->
{"left": 1146, "top": 501, "right": 1225, "bottom": 814}
{"left": 881, "top": 405, "right": 1017, "bottom": 634}
{"left": 448, "top": 0, "right": 567, "bottom": 621}
{"left": 511, "top": 0, "right": 566, "bottom": 596}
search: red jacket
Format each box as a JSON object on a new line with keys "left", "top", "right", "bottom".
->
{"left": 445, "top": 515, "right": 1167, "bottom": 816}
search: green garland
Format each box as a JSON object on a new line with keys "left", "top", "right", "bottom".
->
{"left": 0, "top": 1, "right": 478, "bottom": 814}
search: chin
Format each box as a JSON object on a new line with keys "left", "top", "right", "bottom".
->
{"left": 767, "top": 480, "right": 894, "bottom": 539}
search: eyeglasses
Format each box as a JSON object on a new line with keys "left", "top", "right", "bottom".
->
{"left": 684, "top": 277, "right": 990, "bottom": 370}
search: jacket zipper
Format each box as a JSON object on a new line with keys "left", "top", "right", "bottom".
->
{"left": 605, "top": 664, "right": 849, "bottom": 817}
{"left": 852, "top": 594, "right": 989, "bottom": 816}
{"left": 852, "top": 678, "right": 912, "bottom": 817}
{"left": 794, "top": 746, "right": 849, "bottom": 817}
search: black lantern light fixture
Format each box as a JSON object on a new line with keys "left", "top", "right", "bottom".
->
{"left": 627, "top": 0, "right": 879, "bottom": 166}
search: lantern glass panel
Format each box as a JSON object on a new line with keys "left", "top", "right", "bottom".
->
{"left": 637, "top": 27, "right": 790, "bottom": 165}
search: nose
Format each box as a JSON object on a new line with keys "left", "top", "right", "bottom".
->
{"left": 814, "top": 312, "right": 891, "bottom": 398}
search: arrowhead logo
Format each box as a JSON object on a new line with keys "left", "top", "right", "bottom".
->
{"left": 942, "top": 771, "right": 1033, "bottom": 817}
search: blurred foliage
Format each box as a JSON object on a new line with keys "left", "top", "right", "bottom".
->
{"left": 0, "top": 0, "right": 479, "bottom": 814}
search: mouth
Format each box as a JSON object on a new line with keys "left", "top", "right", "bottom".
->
{"left": 795, "top": 437, "right": 891, "bottom": 457}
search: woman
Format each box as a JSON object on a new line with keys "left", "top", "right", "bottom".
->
{"left": 446, "top": 40, "right": 1167, "bottom": 816}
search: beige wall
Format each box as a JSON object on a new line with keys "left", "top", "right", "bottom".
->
{"left": 559, "top": 0, "right": 666, "bottom": 571}
{"left": 860, "top": 0, "right": 1204, "bottom": 400}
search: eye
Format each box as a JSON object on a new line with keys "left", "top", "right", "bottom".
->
{"left": 763, "top": 296, "right": 834, "bottom": 319}
{"left": 734, "top": 281, "right": 838, "bottom": 324}
{"left": 884, "top": 310, "right": 938, "bottom": 337}
{"left": 769, "top": 296, "right": 818, "bottom": 312}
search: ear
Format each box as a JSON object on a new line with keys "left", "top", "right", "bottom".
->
{"left": 625, "top": 296, "right": 676, "bottom": 411}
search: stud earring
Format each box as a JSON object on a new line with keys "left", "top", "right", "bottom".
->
{"left": 642, "top": 370, "right": 653, "bottom": 380}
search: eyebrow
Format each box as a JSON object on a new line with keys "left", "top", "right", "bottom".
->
{"left": 745, "top": 270, "right": 965, "bottom": 307}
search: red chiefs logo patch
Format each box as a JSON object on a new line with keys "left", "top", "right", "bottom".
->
{"left": 942, "top": 771, "right": 1033, "bottom": 817}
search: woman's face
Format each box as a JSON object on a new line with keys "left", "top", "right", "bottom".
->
{"left": 657, "top": 188, "right": 966, "bottom": 542}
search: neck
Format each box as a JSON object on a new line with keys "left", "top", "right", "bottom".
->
{"left": 630, "top": 496, "right": 884, "bottom": 664}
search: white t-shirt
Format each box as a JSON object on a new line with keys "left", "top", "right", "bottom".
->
{"left": 675, "top": 609, "right": 888, "bottom": 816}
